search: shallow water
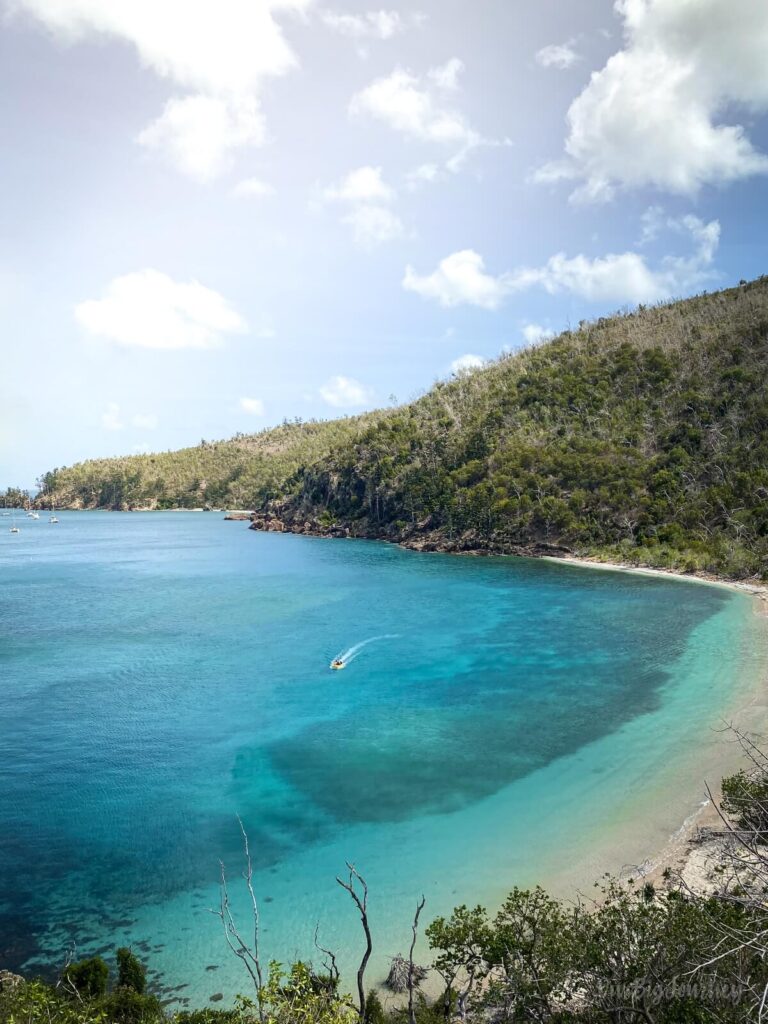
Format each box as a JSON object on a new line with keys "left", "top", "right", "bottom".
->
{"left": 0, "top": 513, "right": 762, "bottom": 1006}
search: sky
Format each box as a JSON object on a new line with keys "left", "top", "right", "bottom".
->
{"left": 1, "top": 0, "right": 768, "bottom": 489}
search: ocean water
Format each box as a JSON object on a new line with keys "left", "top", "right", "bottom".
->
{"left": 0, "top": 512, "right": 763, "bottom": 1007}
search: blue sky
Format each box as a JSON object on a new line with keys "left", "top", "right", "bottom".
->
{"left": 1, "top": 0, "right": 767, "bottom": 489}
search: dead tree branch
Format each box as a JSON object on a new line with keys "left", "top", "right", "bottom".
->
{"left": 408, "top": 896, "right": 426, "bottom": 1024}
{"left": 209, "top": 818, "right": 265, "bottom": 1021}
{"left": 337, "top": 863, "right": 372, "bottom": 1020}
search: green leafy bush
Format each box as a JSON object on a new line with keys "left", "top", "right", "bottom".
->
{"left": 62, "top": 956, "right": 109, "bottom": 999}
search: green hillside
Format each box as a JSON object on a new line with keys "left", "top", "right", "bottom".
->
{"left": 35, "top": 416, "right": 385, "bottom": 513}
{"left": 39, "top": 277, "right": 768, "bottom": 577}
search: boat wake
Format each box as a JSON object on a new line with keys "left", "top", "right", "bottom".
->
{"left": 332, "top": 634, "right": 400, "bottom": 668}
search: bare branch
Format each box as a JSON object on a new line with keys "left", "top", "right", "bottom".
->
{"left": 337, "top": 863, "right": 372, "bottom": 1020}
{"left": 408, "top": 896, "right": 426, "bottom": 1024}
{"left": 209, "top": 819, "right": 265, "bottom": 1021}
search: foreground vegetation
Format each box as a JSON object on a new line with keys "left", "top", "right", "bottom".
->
{"left": 4, "top": 746, "right": 768, "bottom": 1023}
{"left": 36, "top": 277, "right": 768, "bottom": 578}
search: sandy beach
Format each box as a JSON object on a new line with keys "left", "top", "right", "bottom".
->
{"left": 544, "top": 553, "right": 768, "bottom": 893}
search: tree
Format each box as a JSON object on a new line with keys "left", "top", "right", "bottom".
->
{"left": 117, "top": 947, "right": 147, "bottom": 994}
{"left": 425, "top": 905, "right": 490, "bottom": 1022}
{"left": 62, "top": 956, "right": 109, "bottom": 999}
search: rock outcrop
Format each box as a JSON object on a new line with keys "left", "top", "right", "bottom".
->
{"left": 248, "top": 508, "right": 572, "bottom": 558}
{"left": 0, "top": 970, "right": 24, "bottom": 992}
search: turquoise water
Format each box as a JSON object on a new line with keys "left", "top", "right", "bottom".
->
{"left": 0, "top": 512, "right": 763, "bottom": 1007}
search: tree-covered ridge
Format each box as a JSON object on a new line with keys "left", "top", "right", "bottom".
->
{"left": 36, "top": 416, "right": 386, "bottom": 513}
{"left": 271, "top": 277, "right": 768, "bottom": 577}
{"left": 39, "top": 276, "right": 768, "bottom": 577}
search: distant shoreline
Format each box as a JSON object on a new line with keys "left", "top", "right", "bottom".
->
{"left": 543, "top": 552, "right": 768, "bottom": 599}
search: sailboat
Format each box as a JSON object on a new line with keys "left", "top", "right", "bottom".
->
{"left": 10, "top": 513, "right": 20, "bottom": 534}
{"left": 26, "top": 498, "right": 39, "bottom": 520}
{"left": 49, "top": 502, "right": 59, "bottom": 524}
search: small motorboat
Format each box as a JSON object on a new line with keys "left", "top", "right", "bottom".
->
{"left": 330, "top": 659, "right": 346, "bottom": 671}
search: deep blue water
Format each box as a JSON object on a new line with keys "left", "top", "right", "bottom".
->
{"left": 0, "top": 512, "right": 760, "bottom": 1006}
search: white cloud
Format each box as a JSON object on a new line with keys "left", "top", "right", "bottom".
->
{"left": 515, "top": 252, "right": 671, "bottom": 304}
{"left": 350, "top": 64, "right": 480, "bottom": 150}
{"left": 322, "top": 166, "right": 403, "bottom": 246}
{"left": 517, "top": 217, "right": 719, "bottom": 302}
{"left": 240, "top": 397, "right": 266, "bottom": 416}
{"left": 76, "top": 269, "right": 247, "bottom": 349}
{"left": 450, "top": 354, "right": 484, "bottom": 374}
{"left": 342, "top": 205, "right": 405, "bottom": 247}
{"left": 13, "top": 0, "right": 313, "bottom": 93}
{"left": 132, "top": 413, "right": 159, "bottom": 429}
{"left": 323, "top": 165, "right": 395, "bottom": 203}
{"left": 405, "top": 162, "right": 441, "bottom": 189}
{"left": 232, "top": 177, "right": 276, "bottom": 198}
{"left": 13, "top": 0, "right": 312, "bottom": 180}
{"left": 521, "top": 323, "right": 555, "bottom": 345}
{"left": 101, "top": 402, "right": 123, "bottom": 431}
{"left": 404, "top": 215, "right": 720, "bottom": 308}
{"left": 639, "top": 204, "right": 666, "bottom": 245}
{"left": 403, "top": 250, "right": 510, "bottom": 310}
{"left": 428, "top": 57, "right": 464, "bottom": 91}
{"left": 137, "top": 94, "right": 265, "bottom": 182}
{"left": 535, "top": 41, "right": 581, "bottom": 70}
{"left": 320, "top": 9, "right": 413, "bottom": 39}
{"left": 319, "top": 375, "right": 373, "bottom": 408}
{"left": 350, "top": 64, "right": 509, "bottom": 174}
{"left": 536, "top": 0, "right": 768, "bottom": 201}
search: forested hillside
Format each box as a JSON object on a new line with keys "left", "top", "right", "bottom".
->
{"left": 40, "top": 277, "right": 768, "bottom": 577}
{"left": 36, "top": 416, "right": 385, "bottom": 513}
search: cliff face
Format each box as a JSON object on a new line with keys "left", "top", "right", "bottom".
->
{"left": 248, "top": 508, "right": 573, "bottom": 558}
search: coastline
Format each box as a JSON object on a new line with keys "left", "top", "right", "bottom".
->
{"left": 246, "top": 517, "right": 768, "bottom": 900}
{"left": 49, "top": 508, "right": 768, "bottom": 892}
{"left": 5, "top": 513, "right": 767, "bottom": 1004}
{"left": 543, "top": 551, "right": 768, "bottom": 600}
{"left": 544, "top": 554, "right": 768, "bottom": 895}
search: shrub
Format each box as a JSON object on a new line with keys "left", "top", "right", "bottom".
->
{"left": 62, "top": 956, "right": 109, "bottom": 999}
{"left": 117, "top": 947, "right": 148, "bottom": 994}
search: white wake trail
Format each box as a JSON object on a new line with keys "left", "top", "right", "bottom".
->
{"left": 334, "top": 634, "right": 400, "bottom": 666}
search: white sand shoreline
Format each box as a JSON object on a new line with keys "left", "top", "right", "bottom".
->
{"left": 542, "top": 553, "right": 768, "bottom": 890}
{"left": 542, "top": 552, "right": 768, "bottom": 599}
